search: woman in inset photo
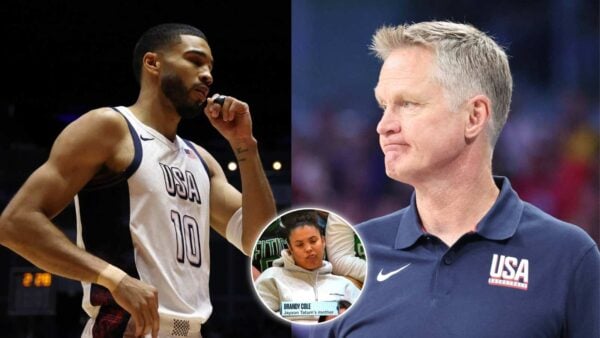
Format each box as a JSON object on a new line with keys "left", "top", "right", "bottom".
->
{"left": 253, "top": 209, "right": 363, "bottom": 324}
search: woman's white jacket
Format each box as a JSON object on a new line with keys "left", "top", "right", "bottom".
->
{"left": 254, "top": 249, "right": 361, "bottom": 322}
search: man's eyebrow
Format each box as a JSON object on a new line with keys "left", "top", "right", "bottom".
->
{"left": 185, "top": 50, "right": 214, "bottom": 69}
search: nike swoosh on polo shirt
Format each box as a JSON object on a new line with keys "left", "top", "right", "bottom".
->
{"left": 376, "top": 263, "right": 411, "bottom": 282}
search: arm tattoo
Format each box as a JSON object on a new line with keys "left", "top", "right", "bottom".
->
{"left": 236, "top": 147, "right": 249, "bottom": 161}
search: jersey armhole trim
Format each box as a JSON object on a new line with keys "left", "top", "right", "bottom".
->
{"left": 111, "top": 107, "right": 143, "bottom": 179}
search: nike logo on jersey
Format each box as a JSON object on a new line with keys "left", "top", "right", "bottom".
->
{"left": 140, "top": 135, "right": 155, "bottom": 141}
{"left": 488, "top": 254, "right": 529, "bottom": 290}
{"left": 376, "top": 263, "right": 411, "bottom": 282}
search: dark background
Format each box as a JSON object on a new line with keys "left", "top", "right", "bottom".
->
{"left": 1, "top": 1, "right": 291, "bottom": 337}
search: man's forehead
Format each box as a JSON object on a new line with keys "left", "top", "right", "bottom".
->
{"left": 178, "top": 35, "right": 212, "bottom": 54}
{"left": 375, "top": 49, "right": 435, "bottom": 91}
{"left": 374, "top": 74, "right": 433, "bottom": 94}
{"left": 382, "top": 46, "right": 433, "bottom": 70}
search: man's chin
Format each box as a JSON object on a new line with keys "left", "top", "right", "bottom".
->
{"left": 385, "top": 164, "right": 411, "bottom": 183}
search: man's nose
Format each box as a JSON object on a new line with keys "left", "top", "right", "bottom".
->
{"left": 199, "top": 68, "right": 213, "bottom": 86}
{"left": 376, "top": 110, "right": 401, "bottom": 135}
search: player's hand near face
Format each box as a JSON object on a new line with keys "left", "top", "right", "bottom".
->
{"left": 204, "top": 93, "right": 254, "bottom": 144}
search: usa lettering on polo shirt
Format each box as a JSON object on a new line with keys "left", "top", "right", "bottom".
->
{"left": 304, "top": 177, "right": 599, "bottom": 338}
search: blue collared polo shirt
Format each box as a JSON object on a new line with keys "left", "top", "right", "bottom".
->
{"left": 305, "top": 177, "right": 599, "bottom": 338}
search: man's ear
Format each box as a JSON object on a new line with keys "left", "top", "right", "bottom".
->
{"left": 465, "top": 94, "right": 492, "bottom": 142}
{"left": 142, "top": 52, "right": 161, "bottom": 77}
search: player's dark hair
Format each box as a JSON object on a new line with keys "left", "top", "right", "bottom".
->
{"left": 279, "top": 210, "right": 325, "bottom": 242}
{"left": 132, "top": 23, "right": 207, "bottom": 84}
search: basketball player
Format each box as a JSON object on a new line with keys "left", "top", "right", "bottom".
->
{"left": 305, "top": 21, "right": 599, "bottom": 337}
{"left": 0, "top": 23, "right": 276, "bottom": 337}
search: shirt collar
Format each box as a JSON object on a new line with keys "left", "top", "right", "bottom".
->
{"left": 394, "top": 193, "right": 425, "bottom": 249}
{"left": 394, "top": 176, "right": 524, "bottom": 249}
{"left": 475, "top": 176, "right": 524, "bottom": 240}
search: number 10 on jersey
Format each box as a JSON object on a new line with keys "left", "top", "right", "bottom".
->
{"left": 171, "top": 210, "right": 202, "bottom": 267}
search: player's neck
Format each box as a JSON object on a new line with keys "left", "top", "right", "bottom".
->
{"left": 413, "top": 163, "right": 499, "bottom": 247}
{"left": 129, "top": 90, "right": 181, "bottom": 141}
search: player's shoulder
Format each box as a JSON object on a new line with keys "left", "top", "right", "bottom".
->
{"left": 81, "top": 106, "right": 126, "bottom": 123}
{"left": 46, "top": 107, "right": 132, "bottom": 167}
{"left": 55, "top": 107, "right": 129, "bottom": 145}
{"left": 68, "top": 107, "right": 129, "bottom": 135}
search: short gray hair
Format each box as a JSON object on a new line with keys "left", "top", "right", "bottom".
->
{"left": 371, "top": 21, "right": 512, "bottom": 147}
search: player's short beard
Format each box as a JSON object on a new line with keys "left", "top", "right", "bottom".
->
{"left": 161, "top": 74, "right": 205, "bottom": 119}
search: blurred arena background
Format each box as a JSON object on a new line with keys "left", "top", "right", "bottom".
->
{"left": 292, "top": 0, "right": 599, "bottom": 245}
{"left": 1, "top": 1, "right": 290, "bottom": 337}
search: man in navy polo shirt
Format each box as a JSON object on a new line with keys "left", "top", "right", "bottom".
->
{"left": 303, "top": 21, "right": 599, "bottom": 338}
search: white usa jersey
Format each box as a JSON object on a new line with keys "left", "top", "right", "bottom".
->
{"left": 75, "top": 106, "right": 211, "bottom": 336}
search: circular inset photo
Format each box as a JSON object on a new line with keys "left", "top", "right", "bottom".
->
{"left": 250, "top": 208, "right": 367, "bottom": 324}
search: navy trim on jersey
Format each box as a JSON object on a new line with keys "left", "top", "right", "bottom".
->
{"left": 111, "top": 107, "right": 142, "bottom": 179}
{"left": 183, "top": 139, "right": 210, "bottom": 176}
{"left": 81, "top": 108, "right": 142, "bottom": 192}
